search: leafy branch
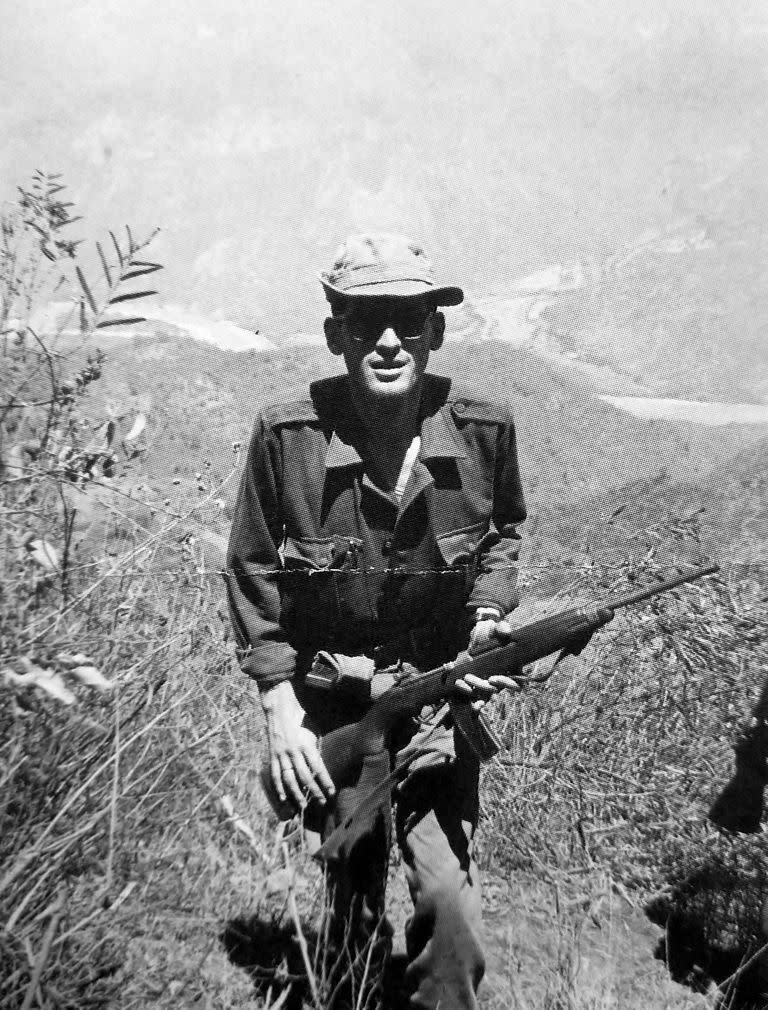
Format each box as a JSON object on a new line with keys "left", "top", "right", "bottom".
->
{"left": 75, "top": 224, "right": 162, "bottom": 332}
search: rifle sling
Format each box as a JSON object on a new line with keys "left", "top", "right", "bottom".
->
{"left": 314, "top": 746, "right": 449, "bottom": 863}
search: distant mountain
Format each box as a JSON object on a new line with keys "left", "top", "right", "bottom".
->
{"left": 467, "top": 218, "right": 768, "bottom": 403}
{"left": 18, "top": 301, "right": 276, "bottom": 354}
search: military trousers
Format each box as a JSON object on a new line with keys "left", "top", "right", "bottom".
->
{"left": 302, "top": 692, "right": 485, "bottom": 1010}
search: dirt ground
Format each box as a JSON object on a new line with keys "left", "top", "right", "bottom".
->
{"left": 382, "top": 864, "right": 710, "bottom": 1009}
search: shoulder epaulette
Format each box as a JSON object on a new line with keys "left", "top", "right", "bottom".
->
{"left": 309, "top": 375, "right": 349, "bottom": 421}
{"left": 448, "top": 387, "right": 510, "bottom": 425}
{"left": 261, "top": 375, "right": 351, "bottom": 428}
{"left": 261, "top": 397, "right": 319, "bottom": 428}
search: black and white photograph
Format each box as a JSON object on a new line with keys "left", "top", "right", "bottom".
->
{"left": 2, "top": 2, "right": 767, "bottom": 1007}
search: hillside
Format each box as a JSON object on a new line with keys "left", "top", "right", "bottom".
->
{"left": 535, "top": 219, "right": 768, "bottom": 404}
{"left": 449, "top": 215, "right": 768, "bottom": 405}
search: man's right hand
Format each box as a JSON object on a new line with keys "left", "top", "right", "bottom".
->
{"left": 261, "top": 680, "right": 336, "bottom": 810}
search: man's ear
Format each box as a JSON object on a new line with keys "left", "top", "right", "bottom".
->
{"left": 324, "top": 317, "right": 344, "bottom": 356}
{"left": 429, "top": 310, "right": 445, "bottom": 352}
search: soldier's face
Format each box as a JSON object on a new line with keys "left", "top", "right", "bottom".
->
{"left": 329, "top": 296, "right": 443, "bottom": 401}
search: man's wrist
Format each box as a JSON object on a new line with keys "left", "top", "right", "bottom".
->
{"left": 473, "top": 606, "right": 503, "bottom": 624}
{"left": 260, "top": 678, "right": 295, "bottom": 713}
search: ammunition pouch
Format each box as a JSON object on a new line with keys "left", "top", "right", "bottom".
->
{"left": 305, "top": 651, "right": 377, "bottom": 702}
{"left": 305, "top": 649, "right": 419, "bottom": 703}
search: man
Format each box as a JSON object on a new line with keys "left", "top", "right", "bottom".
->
{"left": 226, "top": 234, "right": 526, "bottom": 1009}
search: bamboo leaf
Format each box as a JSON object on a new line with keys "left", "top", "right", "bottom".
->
{"left": 124, "top": 413, "right": 147, "bottom": 442}
{"left": 96, "top": 316, "right": 145, "bottom": 329}
{"left": 108, "top": 290, "right": 157, "bottom": 305}
{"left": 75, "top": 266, "right": 98, "bottom": 315}
{"left": 128, "top": 260, "right": 162, "bottom": 268}
{"left": 56, "top": 652, "right": 94, "bottom": 668}
{"left": 125, "top": 224, "right": 135, "bottom": 253}
{"left": 79, "top": 298, "right": 87, "bottom": 334}
{"left": 5, "top": 662, "right": 76, "bottom": 706}
{"left": 96, "top": 242, "right": 112, "bottom": 286}
{"left": 121, "top": 265, "right": 162, "bottom": 280}
{"left": 27, "top": 538, "right": 60, "bottom": 571}
{"left": 88, "top": 418, "right": 117, "bottom": 450}
{"left": 109, "top": 230, "right": 124, "bottom": 267}
{"left": 69, "top": 665, "right": 113, "bottom": 691}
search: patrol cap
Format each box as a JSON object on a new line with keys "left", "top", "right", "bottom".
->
{"left": 319, "top": 233, "right": 464, "bottom": 306}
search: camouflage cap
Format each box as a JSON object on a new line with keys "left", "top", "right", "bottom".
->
{"left": 319, "top": 233, "right": 463, "bottom": 305}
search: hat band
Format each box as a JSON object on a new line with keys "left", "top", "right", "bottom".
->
{"left": 327, "top": 261, "right": 436, "bottom": 292}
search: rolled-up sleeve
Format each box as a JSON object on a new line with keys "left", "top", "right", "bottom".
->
{"left": 467, "top": 410, "right": 527, "bottom": 616}
{"left": 225, "top": 415, "right": 297, "bottom": 688}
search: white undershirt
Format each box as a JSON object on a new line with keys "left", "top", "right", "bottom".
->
{"left": 393, "top": 435, "right": 421, "bottom": 503}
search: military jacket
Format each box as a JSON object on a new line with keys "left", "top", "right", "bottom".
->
{"left": 225, "top": 373, "right": 527, "bottom": 689}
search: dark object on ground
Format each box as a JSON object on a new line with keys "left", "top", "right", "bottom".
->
{"left": 647, "top": 889, "right": 767, "bottom": 1010}
{"left": 649, "top": 674, "right": 768, "bottom": 1010}
{"left": 221, "top": 915, "right": 311, "bottom": 1010}
{"left": 709, "top": 677, "right": 768, "bottom": 834}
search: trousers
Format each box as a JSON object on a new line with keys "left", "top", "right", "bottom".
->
{"left": 309, "top": 698, "right": 485, "bottom": 1010}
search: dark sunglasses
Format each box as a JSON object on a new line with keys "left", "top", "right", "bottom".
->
{"left": 342, "top": 307, "right": 435, "bottom": 343}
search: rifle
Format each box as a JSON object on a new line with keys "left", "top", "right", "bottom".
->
{"left": 266, "top": 563, "right": 719, "bottom": 860}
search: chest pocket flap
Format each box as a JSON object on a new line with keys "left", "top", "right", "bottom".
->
{"left": 282, "top": 536, "right": 336, "bottom": 570}
{"left": 435, "top": 520, "right": 498, "bottom": 568}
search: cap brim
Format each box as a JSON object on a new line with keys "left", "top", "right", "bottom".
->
{"left": 320, "top": 276, "right": 464, "bottom": 306}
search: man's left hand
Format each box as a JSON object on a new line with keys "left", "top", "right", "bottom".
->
{"left": 454, "top": 618, "right": 522, "bottom": 710}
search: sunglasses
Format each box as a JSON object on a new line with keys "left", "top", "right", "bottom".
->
{"left": 342, "top": 307, "right": 435, "bottom": 343}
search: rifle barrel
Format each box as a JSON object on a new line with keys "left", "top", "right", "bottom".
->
{"left": 603, "top": 562, "right": 719, "bottom": 611}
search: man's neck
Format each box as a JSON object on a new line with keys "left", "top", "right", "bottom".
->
{"left": 349, "top": 380, "right": 423, "bottom": 445}
{"left": 349, "top": 381, "right": 424, "bottom": 489}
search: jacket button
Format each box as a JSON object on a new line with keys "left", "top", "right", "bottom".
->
{"left": 453, "top": 401, "right": 466, "bottom": 414}
{"left": 382, "top": 538, "right": 393, "bottom": 555}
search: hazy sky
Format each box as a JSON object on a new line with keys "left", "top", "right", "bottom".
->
{"left": 3, "top": 0, "right": 767, "bottom": 335}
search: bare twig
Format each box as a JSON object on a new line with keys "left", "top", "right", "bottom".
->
{"left": 282, "top": 840, "right": 320, "bottom": 1008}
{"left": 105, "top": 682, "right": 121, "bottom": 896}
{"left": 20, "top": 886, "right": 65, "bottom": 1010}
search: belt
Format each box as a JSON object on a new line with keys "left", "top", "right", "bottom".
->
{"left": 371, "top": 622, "right": 440, "bottom": 670}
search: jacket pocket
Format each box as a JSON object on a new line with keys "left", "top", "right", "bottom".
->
{"left": 435, "top": 520, "right": 491, "bottom": 569}
{"left": 280, "top": 536, "right": 357, "bottom": 644}
{"left": 282, "top": 535, "right": 336, "bottom": 570}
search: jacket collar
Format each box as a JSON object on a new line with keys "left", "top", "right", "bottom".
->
{"left": 325, "top": 430, "right": 363, "bottom": 468}
{"left": 419, "top": 406, "right": 468, "bottom": 461}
